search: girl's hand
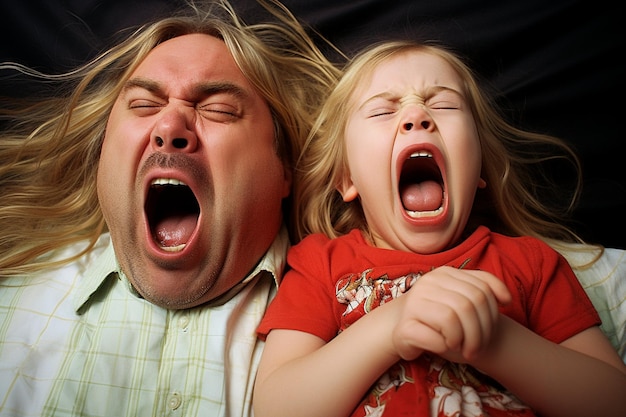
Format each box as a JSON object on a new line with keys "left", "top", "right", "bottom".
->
{"left": 391, "top": 266, "right": 512, "bottom": 362}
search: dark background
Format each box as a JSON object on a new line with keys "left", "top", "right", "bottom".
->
{"left": 1, "top": 0, "right": 624, "bottom": 249}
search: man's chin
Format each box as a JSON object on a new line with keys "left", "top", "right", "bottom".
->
{"left": 134, "top": 279, "right": 210, "bottom": 309}
{"left": 122, "top": 260, "right": 214, "bottom": 309}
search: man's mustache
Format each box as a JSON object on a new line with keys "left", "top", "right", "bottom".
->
{"left": 139, "top": 152, "right": 208, "bottom": 183}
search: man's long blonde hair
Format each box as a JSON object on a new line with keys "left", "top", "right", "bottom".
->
{"left": 0, "top": 0, "right": 341, "bottom": 276}
{"left": 294, "top": 40, "right": 594, "bottom": 257}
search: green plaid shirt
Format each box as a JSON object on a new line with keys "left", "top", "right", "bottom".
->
{"left": 0, "top": 228, "right": 287, "bottom": 417}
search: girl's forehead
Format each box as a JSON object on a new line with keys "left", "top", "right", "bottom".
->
{"left": 352, "top": 51, "right": 462, "bottom": 100}
{"left": 375, "top": 51, "right": 458, "bottom": 84}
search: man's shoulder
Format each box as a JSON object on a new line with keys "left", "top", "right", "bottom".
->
{"left": 0, "top": 233, "right": 112, "bottom": 311}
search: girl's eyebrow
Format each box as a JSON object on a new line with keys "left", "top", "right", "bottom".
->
{"left": 360, "top": 85, "right": 463, "bottom": 106}
{"left": 427, "top": 85, "right": 463, "bottom": 97}
{"left": 398, "top": 86, "right": 464, "bottom": 104}
{"left": 357, "top": 91, "right": 399, "bottom": 111}
{"left": 121, "top": 77, "right": 250, "bottom": 101}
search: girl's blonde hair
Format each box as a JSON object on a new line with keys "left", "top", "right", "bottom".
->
{"left": 0, "top": 0, "right": 341, "bottom": 276}
{"left": 294, "top": 40, "right": 595, "bottom": 258}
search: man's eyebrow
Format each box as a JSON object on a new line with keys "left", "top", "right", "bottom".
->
{"left": 122, "top": 77, "right": 163, "bottom": 95}
{"left": 193, "top": 82, "right": 249, "bottom": 100}
{"left": 120, "top": 78, "right": 250, "bottom": 100}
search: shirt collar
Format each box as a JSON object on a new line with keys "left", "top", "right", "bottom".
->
{"left": 73, "top": 225, "right": 289, "bottom": 312}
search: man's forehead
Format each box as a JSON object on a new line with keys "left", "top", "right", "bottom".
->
{"left": 129, "top": 34, "right": 253, "bottom": 94}
{"left": 136, "top": 33, "right": 240, "bottom": 77}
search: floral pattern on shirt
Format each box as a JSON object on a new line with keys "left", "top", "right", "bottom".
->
{"left": 334, "top": 267, "right": 533, "bottom": 417}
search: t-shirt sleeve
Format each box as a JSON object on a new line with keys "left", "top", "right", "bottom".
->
{"left": 257, "top": 234, "right": 342, "bottom": 342}
{"left": 512, "top": 238, "right": 601, "bottom": 344}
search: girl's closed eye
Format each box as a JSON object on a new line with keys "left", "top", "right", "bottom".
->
{"left": 362, "top": 98, "right": 400, "bottom": 118}
{"left": 369, "top": 107, "right": 397, "bottom": 118}
{"left": 426, "top": 90, "right": 463, "bottom": 110}
{"left": 428, "top": 101, "right": 460, "bottom": 110}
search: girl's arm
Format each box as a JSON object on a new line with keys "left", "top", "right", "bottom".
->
{"left": 254, "top": 317, "right": 400, "bottom": 417}
{"left": 467, "top": 317, "right": 626, "bottom": 417}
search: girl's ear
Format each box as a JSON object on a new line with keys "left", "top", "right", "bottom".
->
{"left": 478, "top": 177, "right": 487, "bottom": 189}
{"left": 281, "top": 164, "right": 293, "bottom": 198}
{"left": 337, "top": 175, "right": 359, "bottom": 202}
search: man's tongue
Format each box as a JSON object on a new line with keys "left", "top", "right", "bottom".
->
{"left": 154, "top": 214, "right": 196, "bottom": 247}
{"left": 400, "top": 180, "right": 443, "bottom": 212}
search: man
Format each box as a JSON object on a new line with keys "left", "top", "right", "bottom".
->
{"left": 0, "top": 1, "right": 339, "bottom": 415}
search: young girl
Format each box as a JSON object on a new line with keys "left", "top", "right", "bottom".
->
{"left": 253, "top": 40, "right": 626, "bottom": 417}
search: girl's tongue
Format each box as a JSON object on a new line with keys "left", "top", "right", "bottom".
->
{"left": 400, "top": 180, "right": 443, "bottom": 212}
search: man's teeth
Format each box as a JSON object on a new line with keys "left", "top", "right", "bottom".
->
{"left": 151, "top": 178, "right": 188, "bottom": 186}
{"left": 159, "top": 243, "right": 186, "bottom": 252}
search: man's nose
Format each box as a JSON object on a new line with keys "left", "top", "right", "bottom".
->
{"left": 151, "top": 107, "right": 198, "bottom": 152}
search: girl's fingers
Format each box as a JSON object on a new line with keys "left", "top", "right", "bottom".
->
{"left": 399, "top": 266, "right": 511, "bottom": 359}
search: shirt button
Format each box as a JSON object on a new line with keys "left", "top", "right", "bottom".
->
{"left": 168, "top": 392, "right": 182, "bottom": 410}
{"left": 178, "top": 315, "right": 190, "bottom": 330}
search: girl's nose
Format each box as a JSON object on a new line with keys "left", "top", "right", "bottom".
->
{"left": 402, "top": 120, "right": 432, "bottom": 132}
{"left": 401, "top": 111, "right": 434, "bottom": 133}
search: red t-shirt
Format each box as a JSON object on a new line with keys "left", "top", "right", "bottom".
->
{"left": 258, "top": 226, "right": 600, "bottom": 416}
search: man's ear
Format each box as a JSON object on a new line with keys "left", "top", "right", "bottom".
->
{"left": 337, "top": 176, "right": 359, "bottom": 202}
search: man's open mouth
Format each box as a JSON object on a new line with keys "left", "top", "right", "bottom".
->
{"left": 145, "top": 178, "right": 200, "bottom": 252}
{"left": 399, "top": 151, "right": 444, "bottom": 218}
